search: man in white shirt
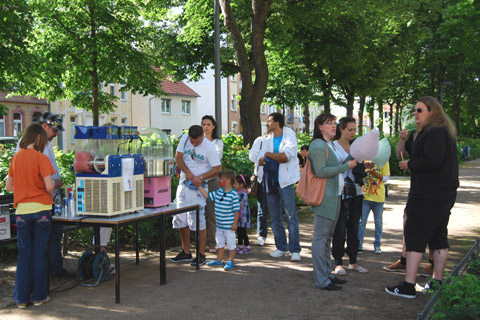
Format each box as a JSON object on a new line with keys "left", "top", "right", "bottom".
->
{"left": 170, "top": 125, "right": 222, "bottom": 266}
{"left": 259, "top": 113, "right": 302, "bottom": 261}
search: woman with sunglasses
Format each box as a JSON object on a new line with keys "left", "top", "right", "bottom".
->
{"left": 308, "top": 114, "right": 357, "bottom": 290}
{"left": 386, "top": 96, "right": 459, "bottom": 299}
{"left": 201, "top": 115, "right": 224, "bottom": 253}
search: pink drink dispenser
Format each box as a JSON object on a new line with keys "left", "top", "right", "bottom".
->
{"left": 139, "top": 128, "right": 174, "bottom": 207}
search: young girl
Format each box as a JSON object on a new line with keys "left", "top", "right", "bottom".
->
{"left": 6, "top": 124, "right": 56, "bottom": 308}
{"left": 235, "top": 174, "right": 252, "bottom": 254}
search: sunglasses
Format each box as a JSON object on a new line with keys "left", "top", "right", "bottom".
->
{"left": 415, "top": 108, "right": 430, "bottom": 113}
{"left": 190, "top": 148, "right": 196, "bottom": 160}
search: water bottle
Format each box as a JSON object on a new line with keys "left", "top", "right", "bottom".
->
{"left": 54, "top": 193, "right": 62, "bottom": 216}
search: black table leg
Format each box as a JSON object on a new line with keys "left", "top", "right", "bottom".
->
{"left": 94, "top": 226, "right": 100, "bottom": 254}
{"left": 196, "top": 207, "right": 199, "bottom": 271}
{"left": 135, "top": 223, "right": 139, "bottom": 265}
{"left": 160, "top": 214, "right": 166, "bottom": 284}
{"left": 115, "top": 224, "right": 120, "bottom": 304}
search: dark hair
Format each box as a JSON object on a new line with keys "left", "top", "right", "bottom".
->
{"left": 219, "top": 170, "right": 236, "bottom": 185}
{"left": 19, "top": 124, "right": 48, "bottom": 152}
{"left": 300, "top": 145, "right": 309, "bottom": 151}
{"left": 201, "top": 115, "right": 219, "bottom": 139}
{"left": 312, "top": 114, "right": 336, "bottom": 141}
{"left": 188, "top": 125, "right": 204, "bottom": 139}
{"left": 268, "top": 112, "right": 284, "bottom": 128}
{"left": 334, "top": 117, "right": 356, "bottom": 141}
{"left": 417, "top": 96, "right": 456, "bottom": 137}
{"left": 235, "top": 174, "right": 251, "bottom": 188}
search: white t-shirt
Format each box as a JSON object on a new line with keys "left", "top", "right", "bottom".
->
{"left": 333, "top": 140, "right": 363, "bottom": 196}
{"left": 177, "top": 134, "right": 221, "bottom": 182}
{"left": 328, "top": 141, "right": 345, "bottom": 195}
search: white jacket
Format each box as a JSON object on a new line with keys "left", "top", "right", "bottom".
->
{"left": 249, "top": 135, "right": 268, "bottom": 183}
{"left": 262, "top": 127, "right": 300, "bottom": 188}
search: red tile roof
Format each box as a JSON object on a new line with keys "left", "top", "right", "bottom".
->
{"left": 161, "top": 79, "right": 199, "bottom": 97}
{"left": 0, "top": 92, "right": 48, "bottom": 104}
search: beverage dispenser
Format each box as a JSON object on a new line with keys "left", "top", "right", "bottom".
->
{"left": 139, "top": 127, "right": 174, "bottom": 207}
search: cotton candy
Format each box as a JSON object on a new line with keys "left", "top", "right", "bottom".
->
{"left": 372, "top": 138, "right": 391, "bottom": 168}
{"left": 350, "top": 128, "right": 379, "bottom": 162}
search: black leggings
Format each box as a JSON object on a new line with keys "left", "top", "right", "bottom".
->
{"left": 237, "top": 227, "right": 250, "bottom": 246}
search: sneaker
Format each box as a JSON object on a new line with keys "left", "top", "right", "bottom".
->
{"left": 257, "top": 237, "right": 266, "bottom": 246}
{"left": 270, "top": 249, "right": 290, "bottom": 258}
{"left": 358, "top": 249, "right": 363, "bottom": 254}
{"left": 291, "top": 252, "right": 301, "bottom": 261}
{"left": 330, "top": 276, "right": 348, "bottom": 284}
{"left": 206, "top": 259, "right": 224, "bottom": 267}
{"left": 17, "top": 303, "right": 27, "bottom": 309}
{"left": 348, "top": 264, "right": 368, "bottom": 273}
{"left": 33, "top": 296, "right": 51, "bottom": 306}
{"left": 190, "top": 254, "right": 207, "bottom": 266}
{"left": 374, "top": 247, "right": 382, "bottom": 254}
{"left": 236, "top": 245, "right": 244, "bottom": 253}
{"left": 322, "top": 282, "right": 342, "bottom": 290}
{"left": 224, "top": 260, "right": 235, "bottom": 271}
{"left": 333, "top": 266, "right": 347, "bottom": 275}
{"left": 239, "top": 246, "right": 252, "bottom": 255}
{"left": 420, "top": 262, "right": 434, "bottom": 277}
{"left": 385, "top": 282, "right": 416, "bottom": 299}
{"left": 170, "top": 250, "right": 192, "bottom": 263}
{"left": 383, "top": 259, "right": 406, "bottom": 272}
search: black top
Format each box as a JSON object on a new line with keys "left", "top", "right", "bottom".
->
{"left": 297, "top": 153, "right": 307, "bottom": 168}
{"left": 405, "top": 127, "right": 459, "bottom": 198}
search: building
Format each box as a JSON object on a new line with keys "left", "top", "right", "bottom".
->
{"left": 0, "top": 92, "right": 48, "bottom": 137}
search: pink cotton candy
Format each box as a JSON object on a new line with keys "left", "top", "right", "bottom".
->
{"left": 350, "top": 129, "right": 379, "bottom": 162}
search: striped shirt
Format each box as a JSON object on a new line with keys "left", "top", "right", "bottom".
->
{"left": 208, "top": 188, "right": 240, "bottom": 230}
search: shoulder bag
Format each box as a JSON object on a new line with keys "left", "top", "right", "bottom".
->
{"left": 296, "top": 146, "right": 328, "bottom": 206}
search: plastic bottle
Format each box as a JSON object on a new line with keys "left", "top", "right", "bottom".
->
{"left": 54, "top": 192, "right": 62, "bottom": 216}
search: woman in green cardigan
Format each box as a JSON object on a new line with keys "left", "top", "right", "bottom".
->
{"left": 309, "top": 114, "right": 357, "bottom": 290}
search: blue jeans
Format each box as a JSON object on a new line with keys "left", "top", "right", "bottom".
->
{"left": 49, "top": 223, "right": 64, "bottom": 275}
{"left": 14, "top": 210, "right": 52, "bottom": 304}
{"left": 358, "top": 200, "right": 384, "bottom": 250}
{"left": 266, "top": 183, "right": 300, "bottom": 253}
{"left": 256, "top": 181, "right": 269, "bottom": 239}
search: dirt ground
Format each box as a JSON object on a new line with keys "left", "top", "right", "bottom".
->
{"left": 1, "top": 160, "right": 479, "bottom": 320}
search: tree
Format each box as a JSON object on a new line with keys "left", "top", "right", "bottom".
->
{"left": 11, "top": 0, "right": 172, "bottom": 125}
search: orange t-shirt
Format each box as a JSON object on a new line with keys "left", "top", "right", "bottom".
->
{"left": 8, "top": 148, "right": 56, "bottom": 208}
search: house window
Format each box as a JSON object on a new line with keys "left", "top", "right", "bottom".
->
{"left": 182, "top": 100, "right": 191, "bottom": 115}
{"left": 0, "top": 114, "right": 4, "bottom": 136}
{"left": 161, "top": 99, "right": 171, "bottom": 114}
{"left": 120, "top": 86, "right": 127, "bottom": 101}
{"left": 109, "top": 84, "right": 115, "bottom": 97}
{"left": 32, "top": 111, "right": 43, "bottom": 123}
{"left": 121, "top": 117, "right": 127, "bottom": 125}
{"left": 13, "top": 112, "right": 22, "bottom": 136}
{"left": 231, "top": 95, "right": 236, "bottom": 111}
{"left": 231, "top": 121, "right": 238, "bottom": 133}
{"left": 162, "top": 129, "right": 171, "bottom": 135}
{"left": 260, "top": 104, "right": 266, "bottom": 114}
{"left": 70, "top": 116, "right": 77, "bottom": 144}
{"left": 111, "top": 117, "right": 117, "bottom": 124}
{"left": 230, "top": 75, "right": 236, "bottom": 82}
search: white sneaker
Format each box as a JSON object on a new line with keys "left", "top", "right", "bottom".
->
{"left": 374, "top": 247, "right": 382, "bottom": 254}
{"left": 270, "top": 249, "right": 290, "bottom": 258}
{"left": 291, "top": 252, "right": 301, "bottom": 261}
{"left": 257, "top": 237, "right": 265, "bottom": 246}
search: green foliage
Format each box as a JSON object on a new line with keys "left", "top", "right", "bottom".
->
{"left": 297, "top": 132, "right": 313, "bottom": 150}
{"left": 0, "top": 142, "right": 17, "bottom": 194}
{"left": 432, "top": 273, "right": 480, "bottom": 319}
{"left": 54, "top": 148, "right": 76, "bottom": 191}
{"left": 467, "top": 257, "right": 480, "bottom": 276}
{"left": 221, "top": 134, "right": 254, "bottom": 176}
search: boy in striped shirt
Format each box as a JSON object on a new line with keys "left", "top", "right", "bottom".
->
{"left": 198, "top": 170, "right": 239, "bottom": 271}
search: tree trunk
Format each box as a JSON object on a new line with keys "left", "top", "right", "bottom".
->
{"left": 377, "top": 98, "right": 384, "bottom": 134}
{"left": 453, "top": 73, "right": 465, "bottom": 136}
{"left": 219, "top": 0, "right": 272, "bottom": 147}
{"left": 358, "top": 96, "right": 366, "bottom": 135}
{"left": 369, "top": 107, "right": 374, "bottom": 130}
{"left": 343, "top": 87, "right": 355, "bottom": 117}
{"left": 302, "top": 104, "right": 310, "bottom": 133}
{"left": 389, "top": 103, "right": 394, "bottom": 136}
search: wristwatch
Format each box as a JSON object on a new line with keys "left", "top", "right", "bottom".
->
{"left": 200, "top": 175, "right": 204, "bottom": 181}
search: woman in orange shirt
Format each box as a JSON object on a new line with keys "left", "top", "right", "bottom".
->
{"left": 6, "top": 124, "right": 56, "bottom": 308}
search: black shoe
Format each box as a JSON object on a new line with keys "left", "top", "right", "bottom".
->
{"left": 323, "top": 282, "right": 342, "bottom": 290}
{"left": 170, "top": 250, "right": 192, "bottom": 263}
{"left": 385, "top": 281, "right": 416, "bottom": 299}
{"left": 190, "top": 254, "right": 206, "bottom": 266}
{"left": 330, "top": 276, "right": 348, "bottom": 285}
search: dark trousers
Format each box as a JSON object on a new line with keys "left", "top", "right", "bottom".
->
{"left": 237, "top": 227, "right": 250, "bottom": 246}
{"left": 256, "top": 182, "right": 269, "bottom": 238}
{"left": 332, "top": 195, "right": 363, "bottom": 266}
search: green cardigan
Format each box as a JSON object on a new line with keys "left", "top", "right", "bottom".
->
{"left": 308, "top": 139, "right": 349, "bottom": 220}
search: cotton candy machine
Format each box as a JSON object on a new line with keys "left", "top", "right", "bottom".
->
{"left": 138, "top": 127, "right": 174, "bottom": 207}
{"left": 73, "top": 126, "right": 144, "bottom": 216}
